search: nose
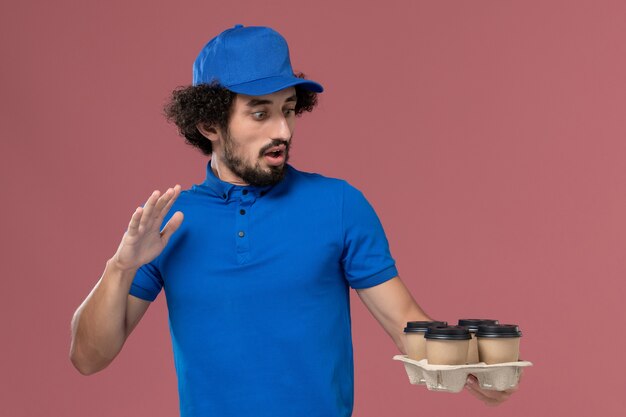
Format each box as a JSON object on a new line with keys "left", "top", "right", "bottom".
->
{"left": 270, "top": 114, "right": 292, "bottom": 141}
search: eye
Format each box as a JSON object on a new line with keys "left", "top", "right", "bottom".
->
{"left": 284, "top": 108, "right": 296, "bottom": 116}
{"left": 252, "top": 111, "right": 267, "bottom": 120}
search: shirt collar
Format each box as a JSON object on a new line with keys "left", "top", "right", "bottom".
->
{"left": 200, "top": 159, "right": 286, "bottom": 201}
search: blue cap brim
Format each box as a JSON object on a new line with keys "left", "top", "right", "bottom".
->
{"left": 225, "top": 76, "right": 324, "bottom": 96}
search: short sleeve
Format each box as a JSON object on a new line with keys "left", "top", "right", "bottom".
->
{"left": 129, "top": 259, "right": 164, "bottom": 301}
{"left": 340, "top": 181, "right": 398, "bottom": 289}
{"left": 127, "top": 201, "right": 166, "bottom": 302}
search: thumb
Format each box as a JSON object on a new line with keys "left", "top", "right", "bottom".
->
{"left": 160, "top": 211, "right": 184, "bottom": 243}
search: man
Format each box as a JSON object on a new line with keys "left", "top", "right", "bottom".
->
{"left": 70, "top": 24, "right": 518, "bottom": 416}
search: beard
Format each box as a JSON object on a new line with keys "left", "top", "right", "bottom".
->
{"left": 221, "top": 133, "right": 291, "bottom": 187}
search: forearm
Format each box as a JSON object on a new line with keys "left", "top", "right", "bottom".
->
{"left": 387, "top": 301, "right": 433, "bottom": 355}
{"left": 70, "top": 258, "right": 136, "bottom": 375}
{"left": 356, "top": 276, "right": 433, "bottom": 355}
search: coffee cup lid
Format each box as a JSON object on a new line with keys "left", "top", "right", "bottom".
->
{"left": 424, "top": 325, "right": 471, "bottom": 340}
{"left": 458, "top": 319, "right": 499, "bottom": 332}
{"left": 476, "top": 324, "right": 522, "bottom": 338}
{"left": 404, "top": 321, "right": 447, "bottom": 333}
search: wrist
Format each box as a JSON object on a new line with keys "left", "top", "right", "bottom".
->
{"left": 107, "top": 256, "right": 139, "bottom": 275}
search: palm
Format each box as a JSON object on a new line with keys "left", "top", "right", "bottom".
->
{"left": 113, "top": 185, "right": 183, "bottom": 271}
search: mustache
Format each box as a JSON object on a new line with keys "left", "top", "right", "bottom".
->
{"left": 259, "top": 139, "right": 291, "bottom": 156}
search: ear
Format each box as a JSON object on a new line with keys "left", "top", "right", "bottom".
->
{"left": 196, "top": 123, "right": 221, "bottom": 143}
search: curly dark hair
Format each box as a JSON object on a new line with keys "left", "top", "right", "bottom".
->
{"left": 163, "top": 73, "right": 319, "bottom": 156}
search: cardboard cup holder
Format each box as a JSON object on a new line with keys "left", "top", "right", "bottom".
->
{"left": 393, "top": 355, "right": 532, "bottom": 393}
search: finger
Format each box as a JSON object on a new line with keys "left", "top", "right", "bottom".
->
{"left": 159, "top": 211, "right": 184, "bottom": 243}
{"left": 467, "top": 382, "right": 512, "bottom": 401}
{"left": 465, "top": 384, "right": 509, "bottom": 406}
{"left": 473, "top": 387, "right": 511, "bottom": 402}
{"left": 157, "top": 185, "right": 181, "bottom": 222}
{"left": 153, "top": 187, "right": 174, "bottom": 216}
{"left": 465, "top": 383, "right": 499, "bottom": 405}
{"left": 466, "top": 376, "right": 512, "bottom": 402}
{"left": 139, "top": 190, "right": 160, "bottom": 229}
{"left": 473, "top": 386, "right": 507, "bottom": 400}
{"left": 127, "top": 207, "right": 143, "bottom": 236}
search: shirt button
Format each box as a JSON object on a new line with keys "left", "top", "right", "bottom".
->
{"left": 242, "top": 190, "right": 248, "bottom": 195}
{"left": 238, "top": 231, "right": 245, "bottom": 237}
{"left": 240, "top": 209, "right": 246, "bottom": 215}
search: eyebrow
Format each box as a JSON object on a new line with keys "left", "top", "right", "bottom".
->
{"left": 245, "top": 94, "right": 297, "bottom": 107}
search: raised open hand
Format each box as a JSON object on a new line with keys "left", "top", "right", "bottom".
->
{"left": 111, "top": 185, "right": 184, "bottom": 271}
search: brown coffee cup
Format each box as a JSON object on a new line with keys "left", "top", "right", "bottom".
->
{"left": 458, "top": 319, "right": 499, "bottom": 363}
{"left": 403, "top": 321, "right": 447, "bottom": 360}
{"left": 476, "top": 324, "right": 522, "bottom": 364}
{"left": 425, "top": 325, "right": 471, "bottom": 365}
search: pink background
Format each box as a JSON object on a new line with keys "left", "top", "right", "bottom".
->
{"left": 2, "top": 0, "right": 624, "bottom": 415}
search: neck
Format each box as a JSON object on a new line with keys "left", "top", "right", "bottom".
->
{"left": 210, "top": 154, "right": 249, "bottom": 186}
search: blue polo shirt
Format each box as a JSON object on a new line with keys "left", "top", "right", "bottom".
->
{"left": 129, "top": 161, "right": 398, "bottom": 417}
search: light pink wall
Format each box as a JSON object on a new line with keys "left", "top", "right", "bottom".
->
{"left": 2, "top": 1, "right": 624, "bottom": 415}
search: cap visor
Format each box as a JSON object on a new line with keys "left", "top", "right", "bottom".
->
{"left": 226, "top": 76, "right": 324, "bottom": 95}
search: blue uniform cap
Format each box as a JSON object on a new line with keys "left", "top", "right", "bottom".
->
{"left": 192, "top": 24, "right": 324, "bottom": 95}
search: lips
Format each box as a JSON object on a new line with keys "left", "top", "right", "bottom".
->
{"left": 263, "top": 144, "right": 287, "bottom": 166}
{"left": 263, "top": 145, "right": 286, "bottom": 157}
